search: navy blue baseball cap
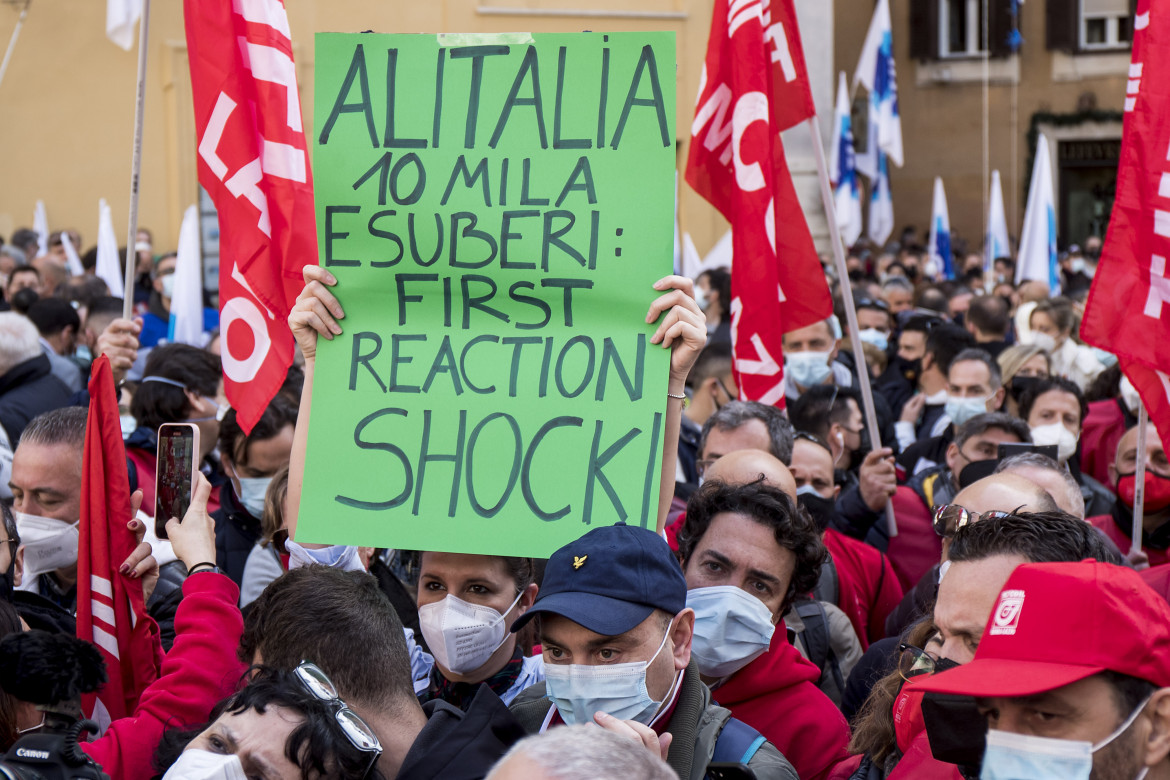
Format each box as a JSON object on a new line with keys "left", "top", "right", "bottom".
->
{"left": 511, "top": 522, "right": 687, "bottom": 636}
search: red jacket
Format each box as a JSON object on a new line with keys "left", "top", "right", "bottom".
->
{"left": 83, "top": 573, "right": 246, "bottom": 780}
{"left": 823, "top": 529, "right": 904, "bottom": 649}
{"left": 1141, "top": 564, "right": 1170, "bottom": 603}
{"left": 712, "top": 628, "right": 851, "bottom": 780}
{"left": 1088, "top": 514, "right": 1170, "bottom": 567}
{"left": 887, "top": 486, "right": 943, "bottom": 592}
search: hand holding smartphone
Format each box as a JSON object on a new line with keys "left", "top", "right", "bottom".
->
{"left": 155, "top": 423, "right": 201, "bottom": 540}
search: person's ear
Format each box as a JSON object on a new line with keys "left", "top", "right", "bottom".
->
{"left": 827, "top": 422, "right": 845, "bottom": 465}
{"left": 517, "top": 582, "right": 539, "bottom": 613}
{"left": 945, "top": 442, "right": 960, "bottom": 474}
{"left": 670, "top": 608, "right": 695, "bottom": 671}
{"left": 990, "top": 386, "right": 1006, "bottom": 411}
{"left": 922, "top": 352, "right": 935, "bottom": 373}
{"left": 1139, "top": 688, "right": 1170, "bottom": 767}
{"left": 1109, "top": 461, "right": 1119, "bottom": 488}
{"left": 832, "top": 484, "right": 841, "bottom": 501}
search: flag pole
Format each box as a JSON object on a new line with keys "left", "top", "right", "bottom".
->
{"left": 121, "top": 0, "right": 151, "bottom": 321}
{"left": 1133, "top": 403, "right": 1149, "bottom": 558}
{"left": 0, "top": 0, "right": 30, "bottom": 93}
{"left": 807, "top": 114, "right": 898, "bottom": 537}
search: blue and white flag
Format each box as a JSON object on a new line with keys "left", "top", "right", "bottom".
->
{"left": 1016, "top": 133, "right": 1059, "bottom": 293}
{"left": 854, "top": 0, "right": 903, "bottom": 179}
{"left": 168, "top": 205, "right": 204, "bottom": 346}
{"left": 830, "top": 71, "right": 863, "bottom": 246}
{"left": 868, "top": 152, "right": 894, "bottom": 246}
{"left": 985, "top": 169, "right": 1011, "bottom": 280}
{"left": 929, "top": 177, "right": 953, "bottom": 279}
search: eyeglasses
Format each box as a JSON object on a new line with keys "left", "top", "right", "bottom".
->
{"left": 931, "top": 504, "right": 1015, "bottom": 538}
{"left": 294, "top": 661, "right": 382, "bottom": 777}
{"left": 897, "top": 643, "right": 937, "bottom": 681}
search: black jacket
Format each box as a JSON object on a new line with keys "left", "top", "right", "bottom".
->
{"left": 0, "top": 354, "right": 72, "bottom": 444}
{"left": 211, "top": 483, "right": 262, "bottom": 588}
{"left": 396, "top": 685, "right": 525, "bottom": 779}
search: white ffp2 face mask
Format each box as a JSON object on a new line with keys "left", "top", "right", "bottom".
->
{"left": 418, "top": 591, "right": 523, "bottom": 676}
{"left": 234, "top": 476, "right": 273, "bottom": 519}
{"left": 163, "top": 749, "right": 247, "bottom": 780}
{"left": 1029, "top": 422, "right": 1078, "bottom": 463}
{"left": 14, "top": 512, "right": 80, "bottom": 583}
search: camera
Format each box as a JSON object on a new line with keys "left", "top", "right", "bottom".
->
{"left": 0, "top": 632, "right": 109, "bottom": 780}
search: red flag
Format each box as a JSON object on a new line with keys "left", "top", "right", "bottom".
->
{"left": 1080, "top": 0, "right": 1170, "bottom": 448}
{"left": 77, "top": 356, "right": 159, "bottom": 721}
{"left": 184, "top": 0, "right": 316, "bottom": 432}
{"left": 686, "top": 0, "right": 832, "bottom": 406}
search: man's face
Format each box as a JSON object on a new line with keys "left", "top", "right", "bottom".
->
{"left": 790, "top": 439, "right": 839, "bottom": 501}
{"left": 949, "top": 293, "right": 973, "bottom": 319}
{"left": 946, "top": 428, "right": 1024, "bottom": 481}
{"left": 884, "top": 288, "right": 914, "bottom": 314}
{"left": 153, "top": 257, "right": 177, "bottom": 296}
{"left": 856, "top": 308, "right": 891, "bottom": 334}
{"left": 835, "top": 398, "right": 864, "bottom": 455}
{"left": 682, "top": 511, "right": 793, "bottom": 620}
{"left": 947, "top": 359, "right": 994, "bottom": 400}
{"left": 1026, "top": 389, "right": 1082, "bottom": 436}
{"left": 1111, "top": 424, "right": 1170, "bottom": 484}
{"left": 898, "top": 330, "right": 926, "bottom": 362}
{"left": 541, "top": 610, "right": 692, "bottom": 704}
{"left": 781, "top": 321, "right": 835, "bottom": 354}
{"left": 10, "top": 442, "right": 82, "bottom": 521}
{"left": 977, "top": 675, "right": 1151, "bottom": 780}
{"left": 933, "top": 554, "right": 1026, "bottom": 664}
{"left": 7, "top": 270, "right": 38, "bottom": 299}
{"left": 701, "top": 419, "right": 772, "bottom": 463}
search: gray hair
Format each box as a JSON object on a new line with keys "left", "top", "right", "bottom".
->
{"left": 954, "top": 412, "right": 1031, "bottom": 451}
{"left": 700, "top": 400, "right": 795, "bottom": 465}
{"left": 995, "top": 452, "right": 1085, "bottom": 519}
{"left": 486, "top": 724, "right": 675, "bottom": 780}
{"left": 950, "top": 347, "right": 1002, "bottom": 390}
{"left": 882, "top": 276, "right": 914, "bottom": 293}
{"left": 0, "top": 246, "right": 26, "bottom": 266}
{"left": 0, "top": 313, "right": 43, "bottom": 376}
{"left": 21, "top": 407, "right": 88, "bottom": 450}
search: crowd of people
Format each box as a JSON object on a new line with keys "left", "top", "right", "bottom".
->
{"left": 0, "top": 223, "right": 1167, "bottom": 780}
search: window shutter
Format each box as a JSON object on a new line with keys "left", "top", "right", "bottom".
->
{"left": 909, "top": 0, "right": 940, "bottom": 61}
{"left": 1047, "top": 0, "right": 1080, "bottom": 51}
{"left": 988, "top": 0, "right": 1015, "bottom": 58}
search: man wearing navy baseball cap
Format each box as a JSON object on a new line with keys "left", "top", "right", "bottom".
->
{"left": 915, "top": 560, "right": 1170, "bottom": 780}
{"left": 508, "top": 522, "right": 799, "bottom": 780}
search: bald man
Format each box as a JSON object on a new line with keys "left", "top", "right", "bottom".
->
{"left": 1090, "top": 421, "right": 1170, "bottom": 566}
{"left": 704, "top": 447, "right": 797, "bottom": 499}
{"left": 789, "top": 437, "right": 903, "bottom": 649}
{"left": 885, "top": 472, "right": 1057, "bottom": 637}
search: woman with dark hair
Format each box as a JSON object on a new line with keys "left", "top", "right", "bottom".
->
{"left": 155, "top": 664, "right": 383, "bottom": 780}
{"left": 695, "top": 268, "right": 732, "bottom": 346}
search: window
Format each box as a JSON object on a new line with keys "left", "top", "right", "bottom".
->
{"left": 940, "top": 0, "right": 986, "bottom": 57}
{"left": 1080, "top": 0, "right": 1133, "bottom": 49}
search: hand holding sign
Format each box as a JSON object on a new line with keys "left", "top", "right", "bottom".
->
{"left": 290, "top": 265, "right": 345, "bottom": 362}
{"left": 647, "top": 274, "right": 707, "bottom": 387}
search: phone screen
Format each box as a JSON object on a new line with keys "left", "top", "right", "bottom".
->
{"left": 156, "top": 424, "right": 197, "bottom": 538}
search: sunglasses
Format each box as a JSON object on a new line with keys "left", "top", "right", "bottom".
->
{"left": 294, "top": 661, "right": 382, "bottom": 777}
{"left": 931, "top": 504, "right": 1016, "bottom": 538}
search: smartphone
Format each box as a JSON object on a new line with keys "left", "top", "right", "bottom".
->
{"left": 155, "top": 423, "right": 200, "bottom": 540}
{"left": 706, "top": 764, "right": 757, "bottom": 780}
{"left": 997, "top": 442, "right": 1059, "bottom": 462}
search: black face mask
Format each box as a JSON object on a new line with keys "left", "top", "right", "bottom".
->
{"left": 922, "top": 688, "right": 984, "bottom": 776}
{"left": 797, "top": 492, "right": 835, "bottom": 533}
{"left": 897, "top": 356, "right": 922, "bottom": 385}
{"left": 1009, "top": 375, "right": 1041, "bottom": 401}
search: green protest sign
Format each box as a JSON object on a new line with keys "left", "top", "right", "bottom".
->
{"left": 298, "top": 31, "right": 677, "bottom": 557}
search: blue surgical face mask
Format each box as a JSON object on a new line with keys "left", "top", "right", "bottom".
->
{"left": 687, "top": 586, "right": 775, "bottom": 679}
{"left": 235, "top": 476, "right": 272, "bottom": 519}
{"left": 981, "top": 694, "right": 1152, "bottom": 780}
{"left": 544, "top": 625, "right": 673, "bottom": 726}
{"left": 945, "top": 395, "right": 991, "bottom": 428}
{"left": 75, "top": 344, "right": 93, "bottom": 364}
{"left": 858, "top": 328, "right": 889, "bottom": 352}
{"left": 786, "top": 350, "right": 833, "bottom": 388}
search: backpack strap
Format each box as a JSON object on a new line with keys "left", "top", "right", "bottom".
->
{"left": 794, "top": 599, "right": 846, "bottom": 693}
{"left": 710, "top": 717, "right": 767, "bottom": 770}
{"left": 814, "top": 553, "right": 841, "bottom": 606}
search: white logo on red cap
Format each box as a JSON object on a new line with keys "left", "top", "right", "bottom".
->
{"left": 990, "top": 589, "right": 1025, "bottom": 636}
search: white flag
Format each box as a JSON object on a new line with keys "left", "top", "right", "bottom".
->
{"left": 681, "top": 232, "right": 702, "bottom": 280}
{"left": 96, "top": 199, "right": 125, "bottom": 298}
{"left": 33, "top": 200, "right": 48, "bottom": 258}
{"left": 59, "top": 232, "right": 84, "bottom": 277}
{"left": 831, "top": 71, "right": 863, "bottom": 247}
{"left": 985, "top": 170, "right": 1011, "bottom": 279}
{"left": 168, "top": 205, "right": 204, "bottom": 346}
{"left": 928, "top": 177, "right": 953, "bottom": 279}
{"left": 106, "top": 0, "right": 142, "bottom": 51}
{"left": 1016, "top": 134, "right": 1059, "bottom": 293}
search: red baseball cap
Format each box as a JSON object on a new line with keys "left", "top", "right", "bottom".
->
{"left": 916, "top": 560, "right": 1170, "bottom": 698}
